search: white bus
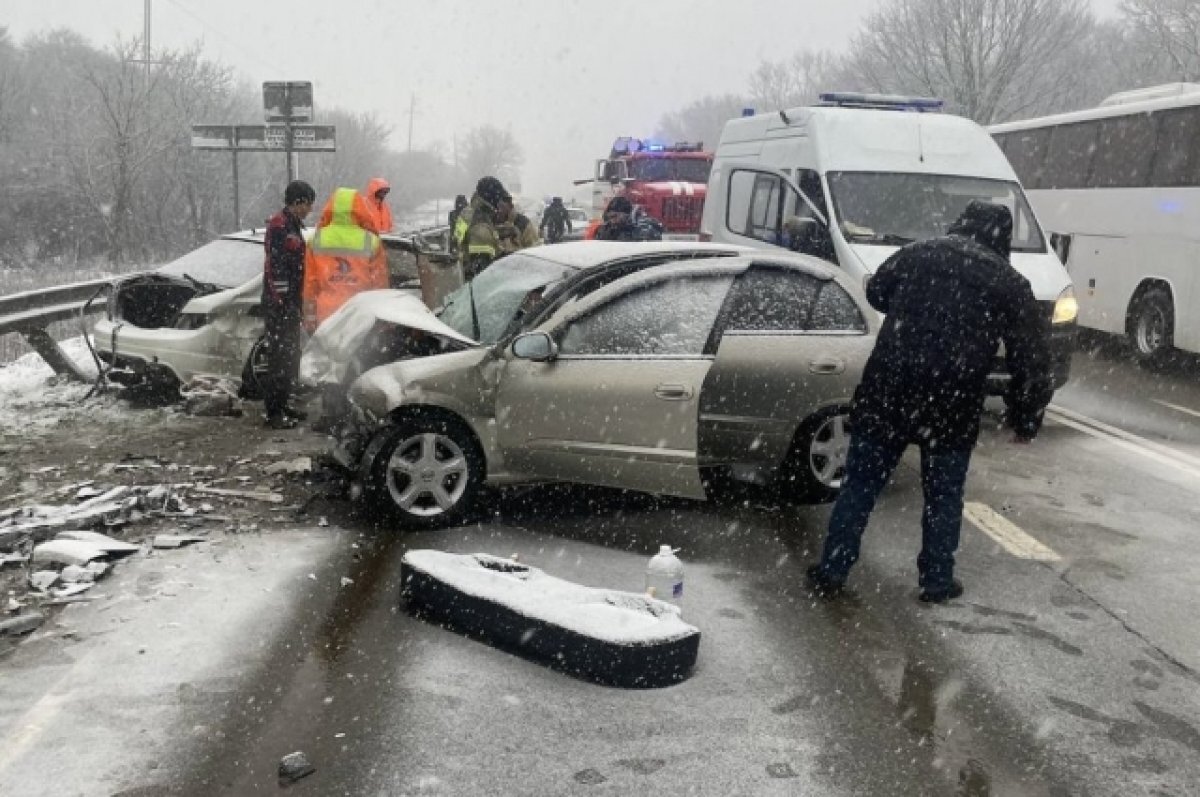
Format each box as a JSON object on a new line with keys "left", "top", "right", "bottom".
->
{"left": 990, "top": 83, "right": 1200, "bottom": 366}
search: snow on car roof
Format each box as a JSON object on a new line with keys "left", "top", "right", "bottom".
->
{"left": 519, "top": 241, "right": 746, "bottom": 270}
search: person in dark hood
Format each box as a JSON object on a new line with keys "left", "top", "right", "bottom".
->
{"left": 539, "top": 196, "right": 573, "bottom": 243}
{"left": 807, "top": 200, "right": 1053, "bottom": 603}
{"left": 594, "top": 196, "right": 663, "bottom": 241}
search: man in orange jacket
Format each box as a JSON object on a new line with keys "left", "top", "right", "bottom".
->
{"left": 302, "top": 187, "right": 389, "bottom": 332}
{"left": 364, "top": 177, "right": 393, "bottom": 234}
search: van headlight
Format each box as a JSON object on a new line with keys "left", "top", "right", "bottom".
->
{"left": 1052, "top": 285, "right": 1078, "bottom": 325}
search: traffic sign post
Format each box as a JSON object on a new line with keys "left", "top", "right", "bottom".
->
{"left": 190, "top": 82, "right": 335, "bottom": 227}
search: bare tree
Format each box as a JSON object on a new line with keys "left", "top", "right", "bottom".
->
{"left": 748, "top": 50, "right": 840, "bottom": 110}
{"left": 459, "top": 125, "right": 523, "bottom": 188}
{"left": 1121, "top": 0, "right": 1200, "bottom": 80}
{"left": 655, "top": 94, "right": 749, "bottom": 151}
{"left": 843, "top": 0, "right": 1096, "bottom": 123}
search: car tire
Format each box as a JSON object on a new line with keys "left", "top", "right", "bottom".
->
{"left": 1129, "top": 287, "right": 1176, "bottom": 370}
{"left": 238, "top": 336, "right": 269, "bottom": 400}
{"left": 366, "top": 414, "right": 485, "bottom": 530}
{"left": 775, "top": 408, "right": 851, "bottom": 504}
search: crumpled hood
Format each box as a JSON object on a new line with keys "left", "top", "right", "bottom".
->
{"left": 300, "top": 289, "right": 476, "bottom": 385}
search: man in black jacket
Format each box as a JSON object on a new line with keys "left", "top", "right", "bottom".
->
{"left": 261, "top": 180, "right": 315, "bottom": 429}
{"left": 594, "top": 196, "right": 663, "bottom": 241}
{"left": 539, "top": 196, "right": 573, "bottom": 243}
{"left": 807, "top": 201, "right": 1053, "bottom": 603}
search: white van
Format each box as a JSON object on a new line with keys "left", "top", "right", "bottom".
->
{"left": 701, "top": 93, "right": 1078, "bottom": 390}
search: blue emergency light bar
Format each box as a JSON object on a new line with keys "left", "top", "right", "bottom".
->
{"left": 818, "top": 92, "right": 944, "bottom": 112}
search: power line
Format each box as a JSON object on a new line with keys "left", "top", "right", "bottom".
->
{"left": 161, "top": 0, "right": 288, "bottom": 76}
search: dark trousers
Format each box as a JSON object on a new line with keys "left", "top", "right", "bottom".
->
{"left": 262, "top": 305, "right": 303, "bottom": 417}
{"left": 817, "top": 434, "right": 973, "bottom": 591}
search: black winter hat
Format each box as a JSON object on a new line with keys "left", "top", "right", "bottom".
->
{"left": 284, "top": 180, "right": 316, "bottom": 205}
{"left": 606, "top": 196, "right": 633, "bottom": 215}
{"left": 475, "top": 176, "right": 510, "bottom": 208}
{"left": 454, "top": 194, "right": 468, "bottom": 209}
{"left": 948, "top": 200, "right": 1013, "bottom": 260}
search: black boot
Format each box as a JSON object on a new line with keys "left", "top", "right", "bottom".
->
{"left": 918, "top": 579, "right": 964, "bottom": 604}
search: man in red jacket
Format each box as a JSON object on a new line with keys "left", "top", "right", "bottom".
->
{"left": 261, "top": 180, "right": 315, "bottom": 429}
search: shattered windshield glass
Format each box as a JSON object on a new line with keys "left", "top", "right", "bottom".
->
{"left": 828, "top": 172, "right": 1046, "bottom": 252}
{"left": 437, "top": 253, "right": 576, "bottom": 344}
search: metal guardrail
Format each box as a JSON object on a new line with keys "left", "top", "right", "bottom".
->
{"left": 0, "top": 276, "right": 141, "bottom": 382}
{"left": 0, "top": 224, "right": 456, "bottom": 384}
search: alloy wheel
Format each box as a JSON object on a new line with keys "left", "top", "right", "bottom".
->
{"left": 808, "top": 414, "right": 850, "bottom": 489}
{"left": 386, "top": 432, "right": 470, "bottom": 517}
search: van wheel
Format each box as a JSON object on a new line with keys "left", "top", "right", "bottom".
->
{"left": 775, "top": 409, "right": 850, "bottom": 504}
{"left": 365, "top": 415, "right": 485, "bottom": 530}
{"left": 1129, "top": 287, "right": 1175, "bottom": 370}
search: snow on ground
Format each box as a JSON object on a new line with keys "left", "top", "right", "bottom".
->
{"left": 0, "top": 337, "right": 175, "bottom": 437}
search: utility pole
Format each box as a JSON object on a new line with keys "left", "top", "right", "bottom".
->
{"left": 128, "top": 0, "right": 161, "bottom": 85}
{"left": 143, "top": 0, "right": 151, "bottom": 84}
{"left": 407, "top": 93, "right": 415, "bottom": 153}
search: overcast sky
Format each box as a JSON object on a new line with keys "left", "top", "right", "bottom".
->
{"left": 4, "top": 0, "right": 1124, "bottom": 197}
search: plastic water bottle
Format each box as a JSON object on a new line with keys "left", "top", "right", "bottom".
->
{"left": 645, "top": 545, "right": 684, "bottom": 609}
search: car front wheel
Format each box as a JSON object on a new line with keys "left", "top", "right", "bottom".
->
{"left": 367, "top": 415, "right": 485, "bottom": 529}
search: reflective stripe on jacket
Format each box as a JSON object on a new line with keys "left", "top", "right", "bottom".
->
{"left": 302, "top": 188, "right": 388, "bottom": 331}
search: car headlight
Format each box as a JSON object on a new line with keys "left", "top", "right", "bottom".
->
{"left": 1052, "top": 285, "right": 1078, "bottom": 325}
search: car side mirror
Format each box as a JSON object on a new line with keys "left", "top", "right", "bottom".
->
{"left": 512, "top": 331, "right": 557, "bottom": 362}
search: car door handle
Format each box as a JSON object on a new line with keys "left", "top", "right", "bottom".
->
{"left": 654, "top": 383, "right": 694, "bottom": 400}
{"left": 808, "top": 357, "right": 846, "bottom": 375}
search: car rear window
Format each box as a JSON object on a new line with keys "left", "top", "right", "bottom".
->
{"left": 158, "top": 239, "right": 263, "bottom": 287}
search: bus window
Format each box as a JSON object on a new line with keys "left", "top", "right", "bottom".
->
{"left": 1042, "top": 121, "right": 1100, "bottom": 189}
{"left": 1004, "top": 128, "right": 1052, "bottom": 189}
{"left": 1092, "top": 115, "right": 1157, "bottom": 188}
{"left": 1150, "top": 106, "right": 1200, "bottom": 187}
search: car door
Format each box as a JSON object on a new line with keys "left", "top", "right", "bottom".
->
{"left": 495, "top": 264, "right": 740, "bottom": 499}
{"left": 698, "top": 263, "right": 875, "bottom": 476}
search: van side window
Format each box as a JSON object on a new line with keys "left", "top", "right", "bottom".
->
{"left": 727, "top": 170, "right": 785, "bottom": 245}
{"left": 795, "top": 169, "right": 829, "bottom": 221}
{"left": 726, "top": 169, "right": 836, "bottom": 264}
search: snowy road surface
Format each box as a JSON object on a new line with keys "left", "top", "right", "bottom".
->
{"left": 1, "top": 345, "right": 1200, "bottom": 795}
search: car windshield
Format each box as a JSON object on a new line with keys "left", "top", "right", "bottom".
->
{"left": 827, "top": 172, "right": 1046, "bottom": 252}
{"left": 158, "top": 238, "right": 263, "bottom": 287}
{"left": 437, "top": 253, "right": 576, "bottom": 344}
{"left": 630, "top": 157, "right": 713, "bottom": 184}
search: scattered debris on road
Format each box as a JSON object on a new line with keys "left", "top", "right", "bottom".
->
{"left": 278, "top": 751, "right": 316, "bottom": 786}
{"left": 151, "top": 534, "right": 207, "bottom": 550}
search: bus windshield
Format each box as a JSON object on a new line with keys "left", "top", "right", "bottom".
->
{"left": 827, "top": 172, "right": 1046, "bottom": 253}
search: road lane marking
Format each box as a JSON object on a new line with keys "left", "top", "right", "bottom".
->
{"left": 1152, "top": 398, "right": 1200, "bottom": 420}
{"left": 1047, "top": 403, "right": 1200, "bottom": 478}
{"left": 964, "top": 502, "right": 1061, "bottom": 562}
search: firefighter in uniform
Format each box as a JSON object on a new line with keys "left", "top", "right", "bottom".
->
{"left": 302, "top": 187, "right": 389, "bottom": 332}
{"left": 497, "top": 195, "right": 540, "bottom": 253}
{"left": 261, "top": 180, "right": 316, "bottom": 429}
{"left": 455, "top": 176, "right": 509, "bottom": 279}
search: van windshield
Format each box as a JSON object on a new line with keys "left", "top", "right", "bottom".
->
{"left": 827, "top": 172, "right": 1046, "bottom": 253}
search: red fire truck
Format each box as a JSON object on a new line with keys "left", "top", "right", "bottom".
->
{"left": 577, "top": 137, "right": 713, "bottom": 239}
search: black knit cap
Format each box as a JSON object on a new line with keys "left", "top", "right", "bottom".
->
{"left": 284, "top": 180, "right": 316, "bottom": 205}
{"left": 475, "top": 176, "right": 510, "bottom": 207}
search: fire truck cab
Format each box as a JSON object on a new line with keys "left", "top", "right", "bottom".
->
{"left": 587, "top": 138, "right": 713, "bottom": 240}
